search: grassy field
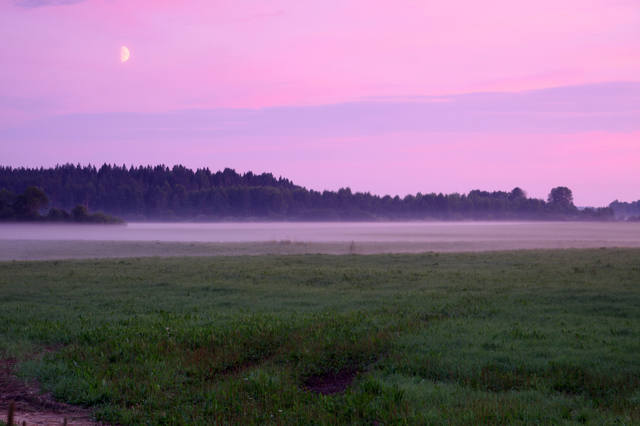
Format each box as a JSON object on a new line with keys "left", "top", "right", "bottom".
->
{"left": 1, "top": 249, "right": 639, "bottom": 424}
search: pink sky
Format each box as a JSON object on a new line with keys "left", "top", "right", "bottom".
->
{"left": 1, "top": 0, "right": 639, "bottom": 205}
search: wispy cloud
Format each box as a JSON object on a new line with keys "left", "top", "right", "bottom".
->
{"left": 2, "top": 82, "right": 639, "bottom": 143}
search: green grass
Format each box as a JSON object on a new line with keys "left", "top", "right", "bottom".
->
{"left": 1, "top": 249, "right": 639, "bottom": 424}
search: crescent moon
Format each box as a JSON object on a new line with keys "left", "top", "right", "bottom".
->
{"left": 120, "top": 46, "right": 130, "bottom": 63}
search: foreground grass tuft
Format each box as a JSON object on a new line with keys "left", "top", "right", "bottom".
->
{"left": 1, "top": 249, "right": 639, "bottom": 424}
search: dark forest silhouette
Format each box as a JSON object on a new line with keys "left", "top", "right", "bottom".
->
{"left": 0, "top": 185, "right": 123, "bottom": 223}
{"left": 0, "top": 164, "right": 627, "bottom": 221}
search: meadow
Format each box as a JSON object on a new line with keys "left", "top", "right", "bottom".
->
{"left": 1, "top": 249, "right": 639, "bottom": 424}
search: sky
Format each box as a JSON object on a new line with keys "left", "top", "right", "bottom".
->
{"left": 1, "top": 0, "right": 639, "bottom": 205}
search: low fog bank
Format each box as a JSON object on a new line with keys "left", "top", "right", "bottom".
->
{"left": 3, "top": 239, "right": 640, "bottom": 261}
{"left": 1, "top": 222, "right": 640, "bottom": 260}
{"left": 3, "top": 221, "right": 640, "bottom": 243}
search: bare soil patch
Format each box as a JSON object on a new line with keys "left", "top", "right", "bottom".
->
{"left": 0, "top": 358, "right": 101, "bottom": 426}
{"left": 304, "top": 368, "right": 359, "bottom": 395}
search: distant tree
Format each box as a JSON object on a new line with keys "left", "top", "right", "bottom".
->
{"left": 509, "top": 187, "right": 526, "bottom": 201}
{"left": 0, "top": 189, "right": 15, "bottom": 219}
{"left": 547, "top": 186, "right": 575, "bottom": 211}
{"left": 12, "top": 186, "right": 49, "bottom": 219}
{"left": 46, "top": 207, "right": 71, "bottom": 221}
{"left": 71, "top": 205, "right": 89, "bottom": 222}
{"left": 609, "top": 200, "right": 640, "bottom": 220}
{"left": 24, "top": 186, "right": 49, "bottom": 209}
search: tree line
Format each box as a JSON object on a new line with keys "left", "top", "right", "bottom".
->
{"left": 0, "top": 164, "right": 617, "bottom": 221}
{"left": 609, "top": 200, "right": 640, "bottom": 221}
{"left": 0, "top": 186, "right": 123, "bottom": 223}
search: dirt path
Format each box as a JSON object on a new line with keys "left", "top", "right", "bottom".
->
{"left": 1, "top": 358, "right": 102, "bottom": 426}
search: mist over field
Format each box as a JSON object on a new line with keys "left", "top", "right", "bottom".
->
{"left": 2, "top": 221, "right": 640, "bottom": 261}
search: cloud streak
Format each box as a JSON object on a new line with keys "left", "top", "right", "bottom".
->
{"left": 2, "top": 82, "right": 639, "bottom": 143}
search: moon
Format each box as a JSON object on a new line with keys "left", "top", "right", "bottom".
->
{"left": 120, "top": 46, "right": 130, "bottom": 63}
